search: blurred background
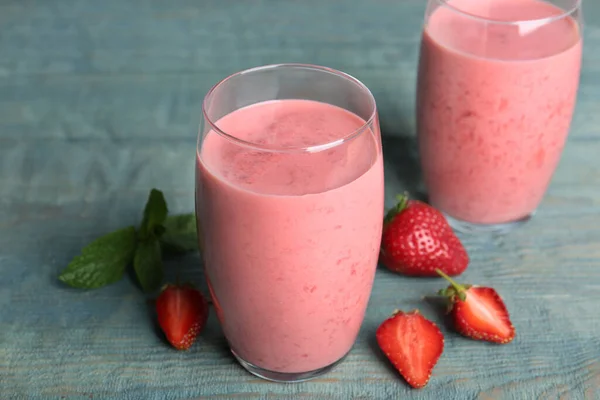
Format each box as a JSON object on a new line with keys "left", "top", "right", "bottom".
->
{"left": 2, "top": 0, "right": 597, "bottom": 207}
{"left": 0, "top": 0, "right": 432, "bottom": 207}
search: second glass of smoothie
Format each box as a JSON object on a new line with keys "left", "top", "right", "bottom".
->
{"left": 195, "top": 64, "right": 384, "bottom": 382}
{"left": 416, "top": 0, "right": 583, "bottom": 233}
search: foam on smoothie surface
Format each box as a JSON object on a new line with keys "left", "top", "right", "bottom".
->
{"left": 429, "top": 0, "right": 580, "bottom": 60}
{"left": 201, "top": 99, "right": 376, "bottom": 196}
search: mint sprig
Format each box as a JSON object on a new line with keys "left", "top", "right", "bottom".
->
{"left": 139, "top": 188, "right": 168, "bottom": 240}
{"left": 134, "top": 238, "right": 164, "bottom": 292}
{"left": 134, "top": 189, "right": 168, "bottom": 292}
{"left": 58, "top": 188, "right": 199, "bottom": 292}
{"left": 160, "top": 214, "right": 198, "bottom": 253}
{"left": 59, "top": 226, "right": 136, "bottom": 289}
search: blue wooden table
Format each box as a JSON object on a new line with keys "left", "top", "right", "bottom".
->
{"left": 1, "top": 1, "right": 599, "bottom": 399}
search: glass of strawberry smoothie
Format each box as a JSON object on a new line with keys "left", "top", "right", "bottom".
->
{"left": 195, "top": 64, "right": 384, "bottom": 382}
{"left": 416, "top": 0, "right": 583, "bottom": 234}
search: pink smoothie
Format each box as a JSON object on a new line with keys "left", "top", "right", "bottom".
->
{"left": 195, "top": 99, "right": 384, "bottom": 373}
{"left": 417, "top": 0, "right": 582, "bottom": 224}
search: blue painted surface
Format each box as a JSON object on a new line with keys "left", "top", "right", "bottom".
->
{"left": 1, "top": 1, "right": 599, "bottom": 399}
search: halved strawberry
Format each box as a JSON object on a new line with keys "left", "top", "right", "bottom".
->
{"left": 436, "top": 269, "right": 515, "bottom": 344}
{"left": 156, "top": 283, "right": 209, "bottom": 350}
{"left": 376, "top": 310, "right": 444, "bottom": 388}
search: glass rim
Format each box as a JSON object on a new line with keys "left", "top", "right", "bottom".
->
{"left": 433, "top": 0, "right": 581, "bottom": 25}
{"left": 201, "top": 63, "right": 378, "bottom": 154}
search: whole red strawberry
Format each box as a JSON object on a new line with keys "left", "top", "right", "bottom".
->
{"left": 436, "top": 269, "right": 515, "bottom": 344}
{"left": 156, "top": 283, "right": 209, "bottom": 350}
{"left": 380, "top": 194, "right": 468, "bottom": 276}
{"left": 376, "top": 310, "right": 444, "bottom": 388}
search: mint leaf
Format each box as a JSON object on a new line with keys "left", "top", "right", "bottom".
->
{"left": 59, "top": 226, "right": 136, "bottom": 289}
{"left": 160, "top": 213, "right": 199, "bottom": 254}
{"left": 134, "top": 238, "right": 164, "bottom": 292}
{"left": 139, "top": 189, "right": 168, "bottom": 239}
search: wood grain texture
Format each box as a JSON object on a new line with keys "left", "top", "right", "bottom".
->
{"left": 1, "top": 0, "right": 599, "bottom": 399}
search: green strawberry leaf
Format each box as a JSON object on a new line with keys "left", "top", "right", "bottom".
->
{"left": 160, "top": 213, "right": 199, "bottom": 254}
{"left": 59, "top": 226, "right": 136, "bottom": 289}
{"left": 134, "top": 238, "right": 164, "bottom": 292}
{"left": 139, "top": 189, "right": 168, "bottom": 240}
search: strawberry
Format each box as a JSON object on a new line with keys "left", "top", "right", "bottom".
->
{"left": 436, "top": 269, "right": 515, "bottom": 344}
{"left": 156, "top": 283, "right": 209, "bottom": 350}
{"left": 376, "top": 310, "right": 444, "bottom": 388}
{"left": 380, "top": 194, "right": 468, "bottom": 276}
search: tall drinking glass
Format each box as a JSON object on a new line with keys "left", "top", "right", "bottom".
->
{"left": 195, "top": 64, "right": 384, "bottom": 382}
{"left": 416, "top": 0, "right": 583, "bottom": 234}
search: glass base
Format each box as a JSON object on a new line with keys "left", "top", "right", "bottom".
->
{"left": 443, "top": 211, "right": 535, "bottom": 235}
{"left": 232, "top": 350, "right": 347, "bottom": 383}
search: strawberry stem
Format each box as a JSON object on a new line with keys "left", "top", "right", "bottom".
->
{"left": 395, "top": 193, "right": 409, "bottom": 211}
{"left": 435, "top": 268, "right": 467, "bottom": 301}
{"left": 384, "top": 192, "right": 410, "bottom": 223}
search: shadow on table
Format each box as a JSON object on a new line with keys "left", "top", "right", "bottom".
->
{"left": 421, "top": 294, "right": 453, "bottom": 325}
{"left": 379, "top": 114, "right": 427, "bottom": 202}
